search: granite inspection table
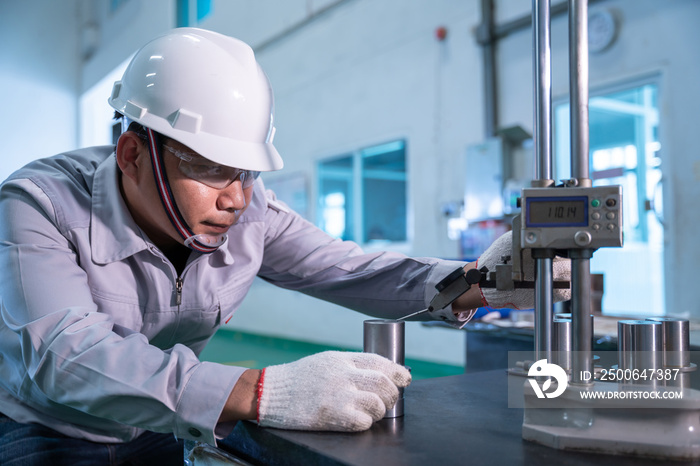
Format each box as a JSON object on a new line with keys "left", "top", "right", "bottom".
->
{"left": 219, "top": 369, "right": 690, "bottom": 465}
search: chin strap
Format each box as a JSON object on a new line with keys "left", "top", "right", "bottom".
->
{"left": 146, "top": 128, "right": 225, "bottom": 253}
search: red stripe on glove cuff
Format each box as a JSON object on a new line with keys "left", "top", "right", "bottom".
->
{"left": 256, "top": 368, "right": 266, "bottom": 423}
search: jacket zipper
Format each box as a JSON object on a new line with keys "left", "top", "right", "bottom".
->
{"left": 145, "top": 245, "right": 188, "bottom": 307}
{"left": 176, "top": 277, "right": 183, "bottom": 306}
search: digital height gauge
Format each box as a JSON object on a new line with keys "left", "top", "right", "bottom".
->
{"left": 520, "top": 186, "right": 623, "bottom": 249}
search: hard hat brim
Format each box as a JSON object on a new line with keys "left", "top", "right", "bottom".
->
{"left": 110, "top": 98, "right": 284, "bottom": 172}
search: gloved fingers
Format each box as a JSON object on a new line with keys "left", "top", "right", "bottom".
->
{"left": 553, "top": 256, "right": 571, "bottom": 302}
{"left": 384, "top": 363, "right": 411, "bottom": 388}
{"left": 310, "top": 390, "right": 385, "bottom": 431}
{"left": 553, "top": 256, "right": 571, "bottom": 279}
{"left": 329, "top": 406, "right": 375, "bottom": 432}
{"left": 352, "top": 391, "right": 387, "bottom": 423}
{"left": 476, "top": 232, "right": 513, "bottom": 270}
{"left": 257, "top": 351, "right": 411, "bottom": 433}
{"left": 348, "top": 352, "right": 390, "bottom": 370}
{"left": 350, "top": 353, "right": 412, "bottom": 387}
{"left": 350, "top": 369, "right": 399, "bottom": 408}
{"left": 522, "top": 251, "right": 574, "bottom": 282}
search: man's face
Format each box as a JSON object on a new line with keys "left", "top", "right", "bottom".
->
{"left": 134, "top": 136, "right": 255, "bottom": 250}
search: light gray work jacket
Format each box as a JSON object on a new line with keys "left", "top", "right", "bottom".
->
{"left": 0, "top": 146, "right": 468, "bottom": 446}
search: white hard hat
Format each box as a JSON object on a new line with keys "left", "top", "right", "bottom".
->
{"left": 108, "top": 28, "right": 283, "bottom": 172}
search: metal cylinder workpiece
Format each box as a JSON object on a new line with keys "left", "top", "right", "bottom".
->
{"left": 553, "top": 312, "right": 594, "bottom": 344}
{"left": 364, "top": 320, "right": 405, "bottom": 418}
{"left": 646, "top": 317, "right": 690, "bottom": 368}
{"left": 617, "top": 320, "right": 663, "bottom": 384}
{"left": 552, "top": 318, "right": 572, "bottom": 372}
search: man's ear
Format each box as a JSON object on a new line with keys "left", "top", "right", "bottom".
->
{"left": 116, "top": 132, "right": 147, "bottom": 183}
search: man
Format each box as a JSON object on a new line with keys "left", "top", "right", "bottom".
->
{"left": 0, "top": 28, "right": 569, "bottom": 464}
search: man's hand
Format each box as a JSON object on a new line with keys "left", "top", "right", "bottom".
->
{"left": 476, "top": 231, "right": 571, "bottom": 310}
{"left": 257, "top": 351, "right": 411, "bottom": 432}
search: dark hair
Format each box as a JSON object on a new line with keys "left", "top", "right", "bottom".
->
{"left": 114, "top": 111, "right": 149, "bottom": 140}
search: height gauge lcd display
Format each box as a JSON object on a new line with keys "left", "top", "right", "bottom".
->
{"left": 526, "top": 197, "right": 588, "bottom": 227}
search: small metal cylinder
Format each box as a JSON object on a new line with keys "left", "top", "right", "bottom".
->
{"left": 554, "top": 314, "right": 594, "bottom": 336}
{"left": 364, "top": 320, "right": 405, "bottom": 418}
{"left": 646, "top": 317, "right": 690, "bottom": 368}
{"left": 552, "top": 318, "right": 572, "bottom": 372}
{"left": 618, "top": 320, "right": 663, "bottom": 385}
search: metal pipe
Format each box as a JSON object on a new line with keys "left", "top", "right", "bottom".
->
{"left": 569, "top": 0, "right": 590, "bottom": 182}
{"left": 533, "top": 0, "right": 552, "bottom": 182}
{"left": 493, "top": 0, "right": 607, "bottom": 41}
{"left": 474, "top": 0, "right": 608, "bottom": 147}
{"left": 571, "top": 251, "right": 593, "bottom": 384}
{"left": 532, "top": 0, "right": 554, "bottom": 362}
{"left": 480, "top": 0, "right": 498, "bottom": 138}
{"left": 535, "top": 258, "right": 553, "bottom": 361}
{"left": 567, "top": 0, "right": 594, "bottom": 385}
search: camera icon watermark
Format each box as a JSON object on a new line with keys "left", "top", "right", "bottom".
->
{"left": 527, "top": 359, "right": 568, "bottom": 399}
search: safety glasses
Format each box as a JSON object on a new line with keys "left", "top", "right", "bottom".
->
{"left": 162, "top": 143, "right": 260, "bottom": 190}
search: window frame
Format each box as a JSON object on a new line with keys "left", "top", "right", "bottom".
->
{"left": 553, "top": 75, "right": 661, "bottom": 244}
{"left": 316, "top": 139, "right": 408, "bottom": 246}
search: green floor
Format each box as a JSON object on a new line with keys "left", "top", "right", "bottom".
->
{"left": 199, "top": 330, "right": 463, "bottom": 380}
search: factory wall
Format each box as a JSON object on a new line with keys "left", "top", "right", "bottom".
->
{"left": 0, "top": 0, "right": 80, "bottom": 182}
{"left": 1, "top": 0, "right": 699, "bottom": 366}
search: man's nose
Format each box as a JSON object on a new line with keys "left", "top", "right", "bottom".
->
{"left": 217, "top": 180, "right": 247, "bottom": 211}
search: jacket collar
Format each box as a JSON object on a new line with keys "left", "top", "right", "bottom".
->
{"left": 90, "top": 154, "right": 150, "bottom": 264}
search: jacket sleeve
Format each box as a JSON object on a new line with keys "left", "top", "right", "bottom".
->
{"left": 259, "top": 190, "right": 472, "bottom": 324}
{"left": 0, "top": 179, "right": 244, "bottom": 445}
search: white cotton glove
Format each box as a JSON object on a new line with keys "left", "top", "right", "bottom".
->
{"left": 476, "top": 231, "right": 571, "bottom": 310}
{"left": 257, "top": 351, "right": 411, "bottom": 432}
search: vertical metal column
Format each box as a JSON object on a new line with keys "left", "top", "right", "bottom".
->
{"left": 569, "top": 0, "right": 590, "bottom": 183}
{"left": 533, "top": 0, "right": 552, "bottom": 184}
{"left": 570, "top": 250, "right": 593, "bottom": 384}
{"left": 480, "top": 0, "right": 497, "bottom": 138}
{"left": 532, "top": 0, "right": 554, "bottom": 362}
{"left": 569, "top": 0, "right": 594, "bottom": 384}
{"left": 535, "top": 259, "right": 554, "bottom": 362}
